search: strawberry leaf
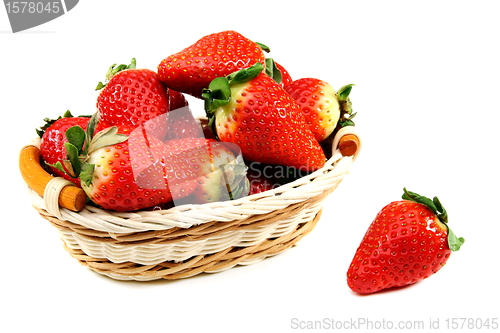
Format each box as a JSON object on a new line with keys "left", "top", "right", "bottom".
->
{"left": 36, "top": 110, "right": 74, "bottom": 138}
{"left": 337, "top": 84, "right": 356, "bottom": 128}
{"left": 65, "top": 125, "right": 86, "bottom": 151}
{"left": 203, "top": 63, "right": 265, "bottom": 139}
{"left": 96, "top": 58, "right": 137, "bottom": 90}
{"left": 402, "top": 188, "right": 464, "bottom": 251}
{"left": 403, "top": 188, "right": 438, "bottom": 215}
{"left": 80, "top": 163, "right": 95, "bottom": 186}
{"left": 203, "top": 63, "right": 264, "bottom": 113}
{"left": 87, "top": 126, "right": 127, "bottom": 155}
{"left": 95, "top": 81, "right": 106, "bottom": 91}
{"left": 227, "top": 62, "right": 264, "bottom": 84}
{"left": 256, "top": 42, "right": 271, "bottom": 53}
{"left": 202, "top": 77, "right": 232, "bottom": 113}
{"left": 64, "top": 142, "right": 81, "bottom": 177}
{"left": 47, "top": 161, "right": 66, "bottom": 174}
{"left": 447, "top": 227, "right": 465, "bottom": 251}
{"left": 219, "top": 156, "right": 249, "bottom": 200}
{"left": 85, "top": 112, "right": 99, "bottom": 151}
{"left": 265, "top": 58, "right": 282, "bottom": 84}
{"left": 433, "top": 196, "right": 448, "bottom": 224}
{"left": 338, "top": 84, "right": 355, "bottom": 101}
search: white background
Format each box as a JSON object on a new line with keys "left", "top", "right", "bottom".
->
{"left": 2, "top": 1, "right": 499, "bottom": 332}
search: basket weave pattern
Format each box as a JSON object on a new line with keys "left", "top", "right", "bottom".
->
{"left": 25, "top": 126, "right": 360, "bottom": 281}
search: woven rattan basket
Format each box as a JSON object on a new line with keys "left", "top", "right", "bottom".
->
{"left": 20, "top": 125, "right": 361, "bottom": 281}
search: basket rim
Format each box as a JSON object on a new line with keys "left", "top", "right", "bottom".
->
{"left": 25, "top": 126, "right": 361, "bottom": 233}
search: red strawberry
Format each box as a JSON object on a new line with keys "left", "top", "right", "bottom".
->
{"left": 285, "top": 78, "right": 342, "bottom": 142}
{"left": 157, "top": 30, "right": 269, "bottom": 99}
{"left": 168, "top": 88, "right": 189, "bottom": 110}
{"left": 57, "top": 115, "right": 199, "bottom": 211}
{"left": 96, "top": 58, "right": 170, "bottom": 140}
{"left": 83, "top": 130, "right": 199, "bottom": 211}
{"left": 38, "top": 111, "right": 110, "bottom": 186}
{"left": 346, "top": 189, "right": 464, "bottom": 294}
{"left": 202, "top": 63, "right": 326, "bottom": 171}
{"left": 164, "top": 90, "right": 204, "bottom": 140}
{"left": 164, "top": 138, "right": 249, "bottom": 204}
{"left": 164, "top": 107, "right": 203, "bottom": 140}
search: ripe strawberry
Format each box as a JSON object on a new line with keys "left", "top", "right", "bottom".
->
{"left": 96, "top": 58, "right": 170, "bottom": 140}
{"left": 157, "top": 30, "right": 269, "bottom": 99}
{"left": 57, "top": 114, "right": 199, "bottom": 211}
{"left": 285, "top": 78, "right": 342, "bottom": 142}
{"left": 346, "top": 189, "right": 465, "bottom": 294}
{"left": 168, "top": 88, "right": 189, "bottom": 111}
{"left": 163, "top": 138, "right": 249, "bottom": 204}
{"left": 164, "top": 107, "right": 203, "bottom": 140}
{"left": 164, "top": 90, "right": 204, "bottom": 140}
{"left": 38, "top": 111, "right": 110, "bottom": 186}
{"left": 202, "top": 63, "right": 326, "bottom": 171}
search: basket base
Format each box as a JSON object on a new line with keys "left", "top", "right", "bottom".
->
{"left": 62, "top": 210, "right": 321, "bottom": 281}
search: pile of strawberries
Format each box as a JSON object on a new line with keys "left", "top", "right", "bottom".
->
{"left": 37, "top": 30, "right": 355, "bottom": 212}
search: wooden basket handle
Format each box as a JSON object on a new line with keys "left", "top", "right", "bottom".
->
{"left": 19, "top": 145, "right": 87, "bottom": 212}
{"left": 338, "top": 134, "right": 360, "bottom": 157}
{"left": 334, "top": 127, "right": 361, "bottom": 159}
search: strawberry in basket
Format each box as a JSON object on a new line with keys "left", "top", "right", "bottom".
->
{"left": 50, "top": 114, "right": 202, "bottom": 211}
{"left": 157, "top": 30, "right": 270, "bottom": 99}
{"left": 38, "top": 111, "right": 111, "bottom": 187}
{"left": 202, "top": 63, "right": 326, "bottom": 171}
{"left": 96, "top": 58, "right": 171, "bottom": 140}
{"left": 347, "top": 189, "right": 464, "bottom": 294}
{"left": 285, "top": 78, "right": 344, "bottom": 142}
{"left": 166, "top": 138, "right": 249, "bottom": 204}
{"left": 163, "top": 100, "right": 205, "bottom": 141}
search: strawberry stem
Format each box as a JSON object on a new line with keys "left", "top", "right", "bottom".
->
{"left": 402, "top": 188, "right": 465, "bottom": 251}
{"left": 338, "top": 84, "right": 356, "bottom": 127}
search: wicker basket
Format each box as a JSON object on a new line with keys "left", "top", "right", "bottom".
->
{"left": 19, "top": 126, "right": 361, "bottom": 281}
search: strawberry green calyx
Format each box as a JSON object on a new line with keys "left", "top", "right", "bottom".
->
{"left": 202, "top": 62, "right": 265, "bottom": 138}
{"left": 338, "top": 84, "right": 356, "bottom": 127}
{"left": 219, "top": 158, "right": 250, "bottom": 201}
{"left": 264, "top": 58, "right": 282, "bottom": 84}
{"left": 95, "top": 58, "right": 137, "bottom": 90}
{"left": 402, "top": 188, "right": 465, "bottom": 252}
{"left": 35, "top": 110, "right": 94, "bottom": 138}
{"left": 37, "top": 110, "right": 74, "bottom": 138}
{"left": 50, "top": 112, "right": 128, "bottom": 184}
{"left": 203, "top": 62, "right": 264, "bottom": 112}
{"left": 255, "top": 42, "right": 271, "bottom": 53}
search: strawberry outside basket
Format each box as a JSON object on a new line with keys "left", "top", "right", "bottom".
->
{"left": 19, "top": 124, "right": 361, "bottom": 281}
